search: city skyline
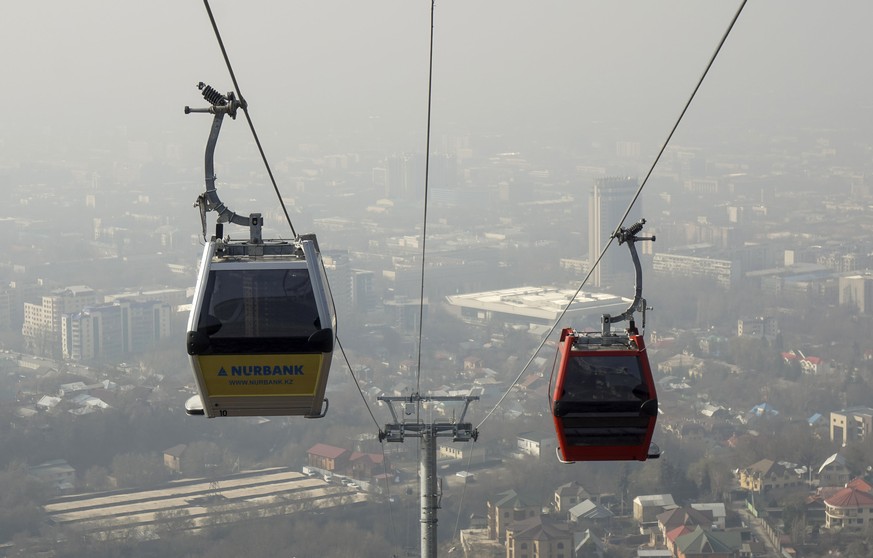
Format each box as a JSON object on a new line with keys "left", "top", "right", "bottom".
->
{"left": 3, "top": 3, "right": 873, "bottom": 555}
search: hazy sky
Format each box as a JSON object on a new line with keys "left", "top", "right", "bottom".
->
{"left": 2, "top": 1, "right": 872, "bottom": 165}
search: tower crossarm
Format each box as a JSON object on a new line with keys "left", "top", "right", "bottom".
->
{"left": 377, "top": 394, "right": 479, "bottom": 443}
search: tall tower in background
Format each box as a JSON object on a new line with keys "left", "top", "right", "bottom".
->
{"left": 588, "top": 177, "right": 641, "bottom": 288}
{"left": 323, "top": 250, "right": 352, "bottom": 320}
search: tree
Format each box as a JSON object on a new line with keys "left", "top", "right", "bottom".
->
{"left": 845, "top": 540, "right": 869, "bottom": 558}
{"left": 782, "top": 495, "right": 807, "bottom": 545}
{"left": 83, "top": 465, "right": 111, "bottom": 491}
{"left": 180, "top": 440, "right": 233, "bottom": 477}
{"left": 154, "top": 508, "right": 195, "bottom": 539}
{"left": 110, "top": 452, "right": 171, "bottom": 488}
{"left": 0, "top": 462, "right": 50, "bottom": 542}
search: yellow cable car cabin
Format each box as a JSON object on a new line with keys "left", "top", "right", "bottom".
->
{"left": 183, "top": 83, "right": 335, "bottom": 418}
{"left": 186, "top": 235, "right": 335, "bottom": 418}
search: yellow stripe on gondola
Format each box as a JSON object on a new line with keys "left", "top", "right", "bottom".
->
{"left": 197, "top": 354, "right": 324, "bottom": 397}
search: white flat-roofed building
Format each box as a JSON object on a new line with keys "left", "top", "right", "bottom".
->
{"left": 445, "top": 286, "right": 631, "bottom": 331}
{"left": 104, "top": 287, "right": 188, "bottom": 308}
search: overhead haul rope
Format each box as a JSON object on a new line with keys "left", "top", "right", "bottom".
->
{"left": 203, "top": 0, "right": 297, "bottom": 239}
{"left": 336, "top": 338, "right": 382, "bottom": 428}
{"left": 476, "top": 0, "right": 749, "bottom": 430}
{"left": 414, "top": 0, "right": 437, "bottom": 398}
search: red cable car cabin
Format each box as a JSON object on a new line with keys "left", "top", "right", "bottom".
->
{"left": 552, "top": 327, "right": 658, "bottom": 462}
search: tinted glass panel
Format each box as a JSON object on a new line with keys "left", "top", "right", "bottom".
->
{"left": 199, "top": 268, "right": 320, "bottom": 339}
{"left": 561, "top": 354, "right": 647, "bottom": 405}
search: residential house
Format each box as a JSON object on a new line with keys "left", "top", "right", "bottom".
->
{"left": 29, "top": 459, "right": 76, "bottom": 492}
{"left": 690, "top": 503, "right": 726, "bottom": 529}
{"left": 69, "top": 393, "right": 110, "bottom": 412}
{"left": 348, "top": 451, "right": 385, "bottom": 480}
{"left": 664, "top": 524, "right": 694, "bottom": 556}
{"left": 516, "top": 431, "right": 555, "bottom": 458}
{"left": 804, "top": 493, "right": 827, "bottom": 527}
{"left": 737, "top": 459, "right": 802, "bottom": 493}
{"left": 633, "top": 494, "right": 676, "bottom": 525}
{"left": 673, "top": 526, "right": 742, "bottom": 558}
{"left": 737, "top": 316, "right": 778, "bottom": 339}
{"left": 576, "top": 529, "right": 608, "bottom": 558}
{"left": 700, "top": 405, "right": 729, "bottom": 420}
{"left": 307, "top": 443, "right": 349, "bottom": 472}
{"left": 817, "top": 453, "right": 851, "bottom": 487}
{"left": 439, "top": 443, "right": 475, "bottom": 461}
{"left": 830, "top": 407, "right": 873, "bottom": 446}
{"left": 824, "top": 485, "right": 873, "bottom": 530}
{"left": 748, "top": 403, "right": 778, "bottom": 419}
{"left": 37, "top": 395, "right": 62, "bottom": 410}
{"left": 657, "top": 353, "right": 704, "bottom": 378}
{"left": 59, "top": 381, "right": 89, "bottom": 395}
{"left": 487, "top": 489, "right": 540, "bottom": 543}
{"left": 518, "top": 373, "right": 548, "bottom": 394}
{"left": 505, "top": 514, "right": 574, "bottom": 558}
{"left": 799, "top": 355, "right": 826, "bottom": 375}
{"left": 657, "top": 506, "right": 713, "bottom": 545}
{"left": 463, "top": 356, "right": 483, "bottom": 371}
{"left": 782, "top": 351, "right": 800, "bottom": 368}
{"left": 569, "top": 500, "right": 613, "bottom": 523}
{"left": 848, "top": 478, "right": 873, "bottom": 493}
{"left": 163, "top": 444, "right": 187, "bottom": 473}
{"left": 698, "top": 335, "right": 728, "bottom": 358}
{"left": 553, "top": 481, "right": 592, "bottom": 514}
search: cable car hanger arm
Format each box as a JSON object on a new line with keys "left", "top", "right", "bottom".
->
{"left": 602, "top": 219, "right": 655, "bottom": 335}
{"left": 185, "top": 82, "right": 260, "bottom": 243}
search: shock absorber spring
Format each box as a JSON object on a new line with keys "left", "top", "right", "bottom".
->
{"left": 198, "top": 82, "right": 227, "bottom": 106}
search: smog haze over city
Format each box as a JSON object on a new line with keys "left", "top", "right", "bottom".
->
{"left": 3, "top": 2, "right": 873, "bottom": 557}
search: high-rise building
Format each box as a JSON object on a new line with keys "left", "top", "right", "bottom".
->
{"left": 351, "top": 270, "right": 376, "bottom": 313}
{"left": 383, "top": 154, "right": 423, "bottom": 199}
{"left": 839, "top": 274, "right": 873, "bottom": 314}
{"left": 323, "top": 251, "right": 352, "bottom": 319}
{"left": 23, "top": 286, "right": 98, "bottom": 356}
{"left": 588, "top": 177, "right": 641, "bottom": 287}
{"left": 61, "top": 300, "right": 172, "bottom": 362}
{"left": 62, "top": 304, "right": 123, "bottom": 361}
